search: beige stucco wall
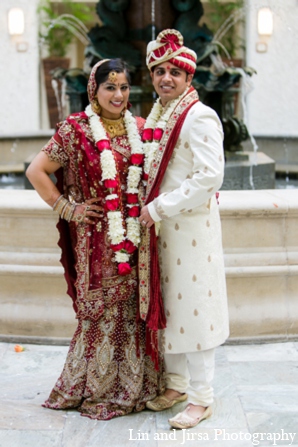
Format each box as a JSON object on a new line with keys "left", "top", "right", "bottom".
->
{"left": 0, "top": 0, "right": 40, "bottom": 134}
{"left": 246, "top": 0, "right": 298, "bottom": 137}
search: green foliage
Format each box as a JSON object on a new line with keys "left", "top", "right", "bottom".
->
{"left": 38, "top": 0, "right": 93, "bottom": 57}
{"left": 206, "top": 0, "right": 245, "bottom": 58}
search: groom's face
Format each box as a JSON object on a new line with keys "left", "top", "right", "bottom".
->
{"left": 150, "top": 62, "right": 193, "bottom": 106}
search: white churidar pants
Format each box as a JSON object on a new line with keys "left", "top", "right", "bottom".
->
{"left": 164, "top": 348, "right": 215, "bottom": 406}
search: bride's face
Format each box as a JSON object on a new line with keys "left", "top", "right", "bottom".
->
{"left": 96, "top": 72, "right": 130, "bottom": 119}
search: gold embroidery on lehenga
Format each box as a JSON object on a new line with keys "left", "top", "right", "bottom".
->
{"left": 55, "top": 329, "right": 88, "bottom": 399}
{"left": 126, "top": 338, "right": 141, "bottom": 375}
{"left": 119, "top": 362, "right": 139, "bottom": 399}
{"left": 87, "top": 318, "right": 117, "bottom": 396}
{"left": 45, "top": 295, "right": 164, "bottom": 416}
{"left": 89, "top": 356, "right": 118, "bottom": 397}
{"left": 78, "top": 265, "right": 137, "bottom": 320}
{"left": 96, "top": 339, "right": 114, "bottom": 375}
{"left": 96, "top": 321, "right": 115, "bottom": 376}
{"left": 42, "top": 116, "right": 165, "bottom": 419}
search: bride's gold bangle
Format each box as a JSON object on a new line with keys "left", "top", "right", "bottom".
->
{"left": 53, "top": 195, "right": 75, "bottom": 222}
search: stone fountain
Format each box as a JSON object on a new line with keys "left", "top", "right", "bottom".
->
{"left": 43, "top": 0, "right": 276, "bottom": 189}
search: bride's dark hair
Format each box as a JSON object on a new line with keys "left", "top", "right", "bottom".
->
{"left": 95, "top": 59, "right": 131, "bottom": 88}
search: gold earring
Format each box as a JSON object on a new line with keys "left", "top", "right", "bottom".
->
{"left": 92, "top": 98, "right": 101, "bottom": 115}
{"left": 121, "top": 105, "right": 127, "bottom": 116}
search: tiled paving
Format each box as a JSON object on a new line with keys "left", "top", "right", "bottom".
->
{"left": 0, "top": 341, "right": 298, "bottom": 447}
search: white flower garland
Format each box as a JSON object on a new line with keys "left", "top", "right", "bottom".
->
{"left": 127, "top": 165, "right": 143, "bottom": 189}
{"left": 85, "top": 104, "right": 143, "bottom": 274}
{"left": 107, "top": 210, "right": 125, "bottom": 244}
{"left": 142, "top": 88, "right": 188, "bottom": 178}
{"left": 100, "top": 150, "right": 117, "bottom": 180}
{"left": 126, "top": 217, "right": 141, "bottom": 244}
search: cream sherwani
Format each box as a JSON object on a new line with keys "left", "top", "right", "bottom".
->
{"left": 147, "top": 90, "right": 229, "bottom": 355}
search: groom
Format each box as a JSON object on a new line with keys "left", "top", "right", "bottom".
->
{"left": 139, "top": 29, "right": 229, "bottom": 429}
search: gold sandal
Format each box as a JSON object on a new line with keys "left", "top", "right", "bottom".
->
{"left": 146, "top": 393, "right": 188, "bottom": 411}
{"left": 168, "top": 405, "right": 212, "bottom": 429}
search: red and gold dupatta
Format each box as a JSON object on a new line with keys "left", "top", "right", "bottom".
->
{"left": 139, "top": 87, "right": 199, "bottom": 369}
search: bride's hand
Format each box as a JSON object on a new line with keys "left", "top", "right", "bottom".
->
{"left": 72, "top": 197, "right": 103, "bottom": 224}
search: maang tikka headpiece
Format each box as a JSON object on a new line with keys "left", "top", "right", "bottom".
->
{"left": 108, "top": 71, "right": 118, "bottom": 83}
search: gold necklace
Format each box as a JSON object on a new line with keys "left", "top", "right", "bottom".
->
{"left": 100, "top": 116, "right": 126, "bottom": 139}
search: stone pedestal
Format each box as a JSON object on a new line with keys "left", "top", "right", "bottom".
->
{"left": 0, "top": 189, "right": 297, "bottom": 343}
{"left": 221, "top": 189, "right": 298, "bottom": 342}
{"left": 0, "top": 191, "right": 76, "bottom": 341}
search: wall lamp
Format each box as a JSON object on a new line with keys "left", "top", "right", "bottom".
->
{"left": 257, "top": 7, "right": 273, "bottom": 36}
{"left": 8, "top": 8, "right": 25, "bottom": 36}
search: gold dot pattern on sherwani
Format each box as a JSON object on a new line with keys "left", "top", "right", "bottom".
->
{"left": 204, "top": 136, "right": 208, "bottom": 142}
{"left": 210, "top": 325, "right": 214, "bottom": 331}
{"left": 180, "top": 327, "right": 184, "bottom": 334}
{"left": 166, "top": 310, "right": 170, "bottom": 317}
{"left": 192, "top": 275, "right": 197, "bottom": 282}
{"left": 194, "top": 309, "right": 199, "bottom": 316}
{"left": 206, "top": 220, "right": 210, "bottom": 227}
{"left": 192, "top": 239, "right": 197, "bottom": 247}
{"left": 175, "top": 223, "right": 179, "bottom": 230}
{"left": 178, "top": 293, "right": 182, "bottom": 300}
{"left": 165, "top": 276, "right": 169, "bottom": 283}
{"left": 177, "top": 258, "right": 181, "bottom": 265}
{"left": 208, "top": 255, "right": 211, "bottom": 262}
{"left": 184, "top": 142, "right": 189, "bottom": 149}
{"left": 209, "top": 290, "right": 212, "bottom": 297}
{"left": 207, "top": 187, "right": 213, "bottom": 192}
{"left": 197, "top": 343, "right": 201, "bottom": 350}
{"left": 163, "top": 241, "right": 167, "bottom": 248}
{"left": 168, "top": 343, "right": 172, "bottom": 350}
{"left": 179, "top": 208, "right": 186, "bottom": 212}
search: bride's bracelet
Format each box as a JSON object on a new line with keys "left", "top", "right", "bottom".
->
{"left": 52, "top": 195, "right": 76, "bottom": 222}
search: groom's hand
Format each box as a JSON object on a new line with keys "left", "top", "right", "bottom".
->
{"left": 139, "top": 205, "right": 155, "bottom": 228}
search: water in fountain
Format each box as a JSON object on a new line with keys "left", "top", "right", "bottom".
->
{"left": 0, "top": 174, "right": 24, "bottom": 190}
{"left": 275, "top": 139, "right": 298, "bottom": 189}
{"left": 0, "top": 139, "right": 25, "bottom": 189}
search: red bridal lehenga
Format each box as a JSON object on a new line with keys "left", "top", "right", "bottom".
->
{"left": 41, "top": 113, "right": 164, "bottom": 420}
